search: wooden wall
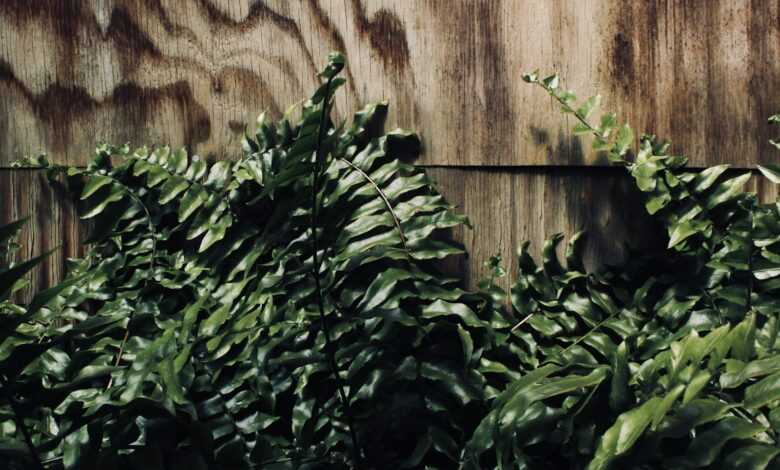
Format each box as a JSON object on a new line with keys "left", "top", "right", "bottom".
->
{"left": 2, "top": 1, "right": 780, "bottom": 295}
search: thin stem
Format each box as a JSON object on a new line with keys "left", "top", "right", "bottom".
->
{"left": 338, "top": 157, "right": 408, "bottom": 251}
{"left": 309, "top": 79, "right": 362, "bottom": 468}
{"left": 0, "top": 374, "right": 45, "bottom": 469}
{"left": 510, "top": 311, "right": 537, "bottom": 333}
{"left": 572, "top": 379, "right": 600, "bottom": 417}
{"left": 544, "top": 311, "right": 615, "bottom": 367}
{"left": 103, "top": 174, "right": 157, "bottom": 390}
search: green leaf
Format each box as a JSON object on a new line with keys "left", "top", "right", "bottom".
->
{"left": 80, "top": 175, "right": 114, "bottom": 200}
{"left": 682, "top": 369, "right": 711, "bottom": 404}
{"left": 723, "top": 445, "right": 780, "bottom": 469}
{"left": 685, "top": 417, "right": 766, "bottom": 466}
{"left": 576, "top": 95, "right": 601, "bottom": 119}
{"left": 422, "top": 300, "right": 482, "bottom": 327}
{"left": 758, "top": 164, "right": 780, "bottom": 184}
{"left": 158, "top": 175, "right": 190, "bottom": 204}
{"left": 357, "top": 268, "right": 413, "bottom": 311}
{"left": 720, "top": 355, "right": 780, "bottom": 388}
{"left": 588, "top": 398, "right": 660, "bottom": 470}
{"left": 614, "top": 124, "right": 634, "bottom": 157}
{"left": 650, "top": 384, "right": 685, "bottom": 430}
{"left": 692, "top": 164, "right": 729, "bottom": 192}
{"left": 668, "top": 220, "right": 699, "bottom": 249}
{"left": 0, "top": 249, "right": 55, "bottom": 301}
{"left": 704, "top": 173, "right": 751, "bottom": 210}
{"left": 609, "top": 341, "right": 630, "bottom": 412}
{"left": 0, "top": 218, "right": 28, "bottom": 246}
{"left": 745, "top": 370, "right": 780, "bottom": 409}
{"left": 542, "top": 74, "right": 560, "bottom": 89}
{"left": 178, "top": 186, "right": 208, "bottom": 222}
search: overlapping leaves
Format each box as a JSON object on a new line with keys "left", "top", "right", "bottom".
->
{"left": 5, "top": 56, "right": 780, "bottom": 470}
{"left": 0, "top": 53, "right": 498, "bottom": 469}
{"left": 461, "top": 72, "right": 780, "bottom": 469}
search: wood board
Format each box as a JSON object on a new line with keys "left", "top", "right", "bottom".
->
{"left": 11, "top": 165, "right": 777, "bottom": 298}
{"left": 2, "top": 0, "right": 779, "bottom": 167}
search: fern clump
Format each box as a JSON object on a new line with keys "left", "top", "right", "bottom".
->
{"left": 3, "top": 54, "right": 780, "bottom": 470}
{"left": 461, "top": 73, "right": 780, "bottom": 469}
{"left": 0, "top": 53, "right": 506, "bottom": 469}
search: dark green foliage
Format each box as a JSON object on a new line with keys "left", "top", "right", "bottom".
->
{"left": 0, "top": 53, "right": 502, "bottom": 469}
{"left": 461, "top": 73, "right": 780, "bottom": 469}
{"left": 3, "top": 55, "right": 780, "bottom": 470}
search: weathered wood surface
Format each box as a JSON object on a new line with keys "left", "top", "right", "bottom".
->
{"left": 427, "top": 167, "right": 663, "bottom": 291}
{"left": 0, "top": 169, "right": 87, "bottom": 301}
{"left": 431, "top": 167, "right": 780, "bottom": 291}
{"left": 2, "top": 0, "right": 779, "bottom": 167}
{"left": 6, "top": 166, "right": 776, "bottom": 297}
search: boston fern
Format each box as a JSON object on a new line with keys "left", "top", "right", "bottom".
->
{"left": 0, "top": 53, "right": 506, "bottom": 469}
{"left": 460, "top": 73, "right": 780, "bottom": 469}
{"left": 3, "top": 53, "right": 780, "bottom": 470}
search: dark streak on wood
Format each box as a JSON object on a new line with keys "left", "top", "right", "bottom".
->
{"left": 0, "top": 169, "right": 87, "bottom": 303}
{"left": 477, "top": 0, "right": 513, "bottom": 166}
{"left": 350, "top": 1, "right": 411, "bottom": 72}
{"left": 306, "top": 0, "right": 359, "bottom": 96}
{"left": 228, "top": 119, "right": 246, "bottom": 134}
{"left": 347, "top": 0, "right": 418, "bottom": 130}
{"left": 611, "top": 31, "right": 634, "bottom": 96}
{"left": 2, "top": 0, "right": 780, "bottom": 167}
{"left": 0, "top": 60, "right": 211, "bottom": 157}
{"left": 143, "top": 0, "right": 182, "bottom": 35}
{"left": 109, "top": 6, "right": 161, "bottom": 74}
{"left": 196, "top": 0, "right": 320, "bottom": 77}
{"left": 747, "top": 0, "right": 780, "bottom": 161}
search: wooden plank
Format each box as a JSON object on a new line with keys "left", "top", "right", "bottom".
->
{"left": 427, "top": 166, "right": 663, "bottom": 291}
{"left": 0, "top": 169, "right": 87, "bottom": 302}
{"left": 1, "top": 1, "right": 779, "bottom": 167}
{"left": 3, "top": 166, "right": 779, "bottom": 296}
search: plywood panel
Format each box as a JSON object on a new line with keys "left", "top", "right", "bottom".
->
{"left": 1, "top": 1, "right": 779, "bottom": 167}
{"left": 0, "top": 169, "right": 87, "bottom": 302}
{"left": 5, "top": 166, "right": 780, "bottom": 296}
{"left": 427, "top": 166, "right": 664, "bottom": 291}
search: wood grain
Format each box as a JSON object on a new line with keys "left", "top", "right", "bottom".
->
{"left": 429, "top": 166, "right": 780, "bottom": 291}
{"left": 0, "top": 169, "right": 86, "bottom": 302}
{"left": 6, "top": 166, "right": 780, "bottom": 296}
{"left": 0, "top": 166, "right": 663, "bottom": 297}
{"left": 427, "top": 166, "right": 664, "bottom": 291}
{"left": 1, "top": 1, "right": 779, "bottom": 167}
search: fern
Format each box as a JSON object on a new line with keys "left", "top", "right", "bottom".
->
{"left": 461, "top": 72, "right": 780, "bottom": 469}
{"left": 4, "top": 56, "right": 780, "bottom": 470}
{"left": 0, "top": 53, "right": 494, "bottom": 469}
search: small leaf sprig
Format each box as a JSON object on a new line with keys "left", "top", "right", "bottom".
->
{"left": 522, "top": 71, "right": 634, "bottom": 164}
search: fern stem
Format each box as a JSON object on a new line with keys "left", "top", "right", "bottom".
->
{"left": 338, "top": 157, "right": 408, "bottom": 251}
{"left": 545, "top": 310, "right": 615, "bottom": 366}
{"left": 101, "top": 173, "right": 157, "bottom": 390}
{"left": 310, "top": 77, "right": 363, "bottom": 468}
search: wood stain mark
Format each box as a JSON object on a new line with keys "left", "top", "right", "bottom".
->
{"left": 347, "top": 1, "right": 419, "bottom": 136}
{"left": 195, "top": 0, "right": 320, "bottom": 78}
{"left": 228, "top": 119, "right": 245, "bottom": 134}
{"left": 477, "top": 0, "right": 513, "bottom": 165}
{"left": 350, "top": 3, "right": 411, "bottom": 73}
{"left": 307, "top": 0, "right": 358, "bottom": 96}
{"left": 0, "top": 60, "right": 211, "bottom": 157}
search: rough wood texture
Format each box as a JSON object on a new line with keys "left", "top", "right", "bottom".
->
{"left": 427, "top": 166, "right": 664, "bottom": 291}
{"left": 5, "top": 166, "right": 779, "bottom": 295}
{"left": 430, "top": 166, "right": 780, "bottom": 291}
{"left": 2, "top": 1, "right": 779, "bottom": 167}
{"left": 0, "top": 169, "right": 86, "bottom": 301}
